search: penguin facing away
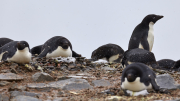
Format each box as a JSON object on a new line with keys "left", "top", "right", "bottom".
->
{"left": 156, "top": 59, "right": 180, "bottom": 71}
{"left": 91, "top": 44, "right": 124, "bottom": 63}
{"left": 0, "top": 41, "right": 32, "bottom": 63}
{"left": 122, "top": 48, "right": 157, "bottom": 68}
{"left": 121, "top": 63, "right": 160, "bottom": 92}
{"left": 157, "top": 59, "right": 175, "bottom": 70}
{"left": 0, "top": 37, "right": 13, "bottom": 47}
{"left": 30, "top": 45, "right": 43, "bottom": 56}
{"left": 128, "top": 14, "right": 163, "bottom": 51}
{"left": 174, "top": 60, "right": 180, "bottom": 71}
{"left": 38, "top": 36, "right": 81, "bottom": 58}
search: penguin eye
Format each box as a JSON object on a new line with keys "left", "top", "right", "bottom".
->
{"left": 24, "top": 44, "right": 26, "bottom": 46}
{"left": 153, "top": 17, "right": 156, "bottom": 19}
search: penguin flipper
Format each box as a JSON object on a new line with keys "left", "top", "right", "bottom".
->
{"left": 140, "top": 35, "right": 150, "bottom": 51}
{"left": 2, "top": 52, "right": 9, "bottom": 61}
{"left": 72, "top": 50, "right": 81, "bottom": 57}
{"left": 149, "top": 75, "right": 160, "bottom": 91}
{"left": 38, "top": 48, "right": 49, "bottom": 58}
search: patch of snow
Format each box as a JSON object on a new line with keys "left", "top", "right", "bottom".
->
{"left": 126, "top": 90, "right": 149, "bottom": 96}
{"left": 55, "top": 57, "right": 76, "bottom": 63}
{"left": 92, "top": 59, "right": 108, "bottom": 64}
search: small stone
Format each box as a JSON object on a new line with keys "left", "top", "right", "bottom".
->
{"left": 32, "top": 72, "right": 54, "bottom": 82}
{"left": 76, "top": 64, "right": 81, "bottom": 67}
{"left": 11, "top": 95, "right": 42, "bottom": 101}
{"left": 0, "top": 94, "right": 9, "bottom": 101}
{"left": 92, "top": 79, "right": 111, "bottom": 87}
{"left": 44, "top": 66, "right": 56, "bottom": 71}
{"left": 0, "top": 81, "right": 11, "bottom": 86}
{"left": 10, "top": 63, "right": 18, "bottom": 68}
{"left": 57, "top": 76, "right": 71, "bottom": 80}
{"left": 102, "top": 89, "right": 115, "bottom": 95}
{"left": 0, "top": 73, "right": 23, "bottom": 81}
{"left": 53, "top": 97, "right": 63, "bottom": 101}
{"left": 68, "top": 64, "right": 76, "bottom": 68}
{"left": 1, "top": 69, "right": 11, "bottom": 73}
{"left": 101, "top": 66, "right": 117, "bottom": 71}
{"left": 9, "top": 83, "right": 26, "bottom": 91}
{"left": 10, "top": 68, "right": 18, "bottom": 74}
{"left": 62, "top": 82, "right": 92, "bottom": 90}
{"left": 10, "top": 91, "right": 41, "bottom": 98}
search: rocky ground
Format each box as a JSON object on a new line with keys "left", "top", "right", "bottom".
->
{"left": 0, "top": 57, "right": 180, "bottom": 101}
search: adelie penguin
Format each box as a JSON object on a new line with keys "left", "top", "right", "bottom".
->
{"left": 38, "top": 36, "right": 81, "bottom": 58}
{"left": 157, "top": 59, "right": 180, "bottom": 71}
{"left": 122, "top": 48, "right": 158, "bottom": 68}
{"left": 0, "top": 41, "right": 32, "bottom": 63}
{"left": 128, "top": 14, "right": 163, "bottom": 51}
{"left": 0, "top": 37, "right": 13, "bottom": 47}
{"left": 90, "top": 44, "right": 124, "bottom": 63}
{"left": 121, "top": 63, "right": 160, "bottom": 95}
{"left": 30, "top": 45, "right": 43, "bottom": 56}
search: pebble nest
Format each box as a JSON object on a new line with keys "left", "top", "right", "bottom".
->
{"left": 0, "top": 57, "right": 179, "bottom": 101}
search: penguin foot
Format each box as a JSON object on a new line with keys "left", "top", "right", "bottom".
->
{"left": 158, "top": 88, "right": 170, "bottom": 94}
{"left": 122, "top": 89, "right": 130, "bottom": 96}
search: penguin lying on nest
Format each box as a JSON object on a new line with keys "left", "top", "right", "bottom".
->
{"left": 121, "top": 63, "right": 168, "bottom": 96}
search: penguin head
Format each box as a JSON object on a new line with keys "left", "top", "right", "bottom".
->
{"left": 173, "top": 60, "right": 180, "bottom": 70}
{"left": 17, "top": 41, "right": 30, "bottom": 50}
{"left": 125, "top": 68, "right": 140, "bottom": 82}
{"left": 91, "top": 50, "right": 98, "bottom": 61}
{"left": 58, "top": 39, "right": 70, "bottom": 49}
{"left": 142, "top": 14, "right": 164, "bottom": 24}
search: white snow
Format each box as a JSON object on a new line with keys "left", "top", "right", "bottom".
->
{"left": 55, "top": 57, "right": 76, "bottom": 63}
{"left": 126, "top": 90, "right": 149, "bottom": 96}
{"left": 92, "top": 59, "right": 108, "bottom": 64}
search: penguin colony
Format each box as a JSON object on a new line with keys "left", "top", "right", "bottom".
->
{"left": 0, "top": 14, "right": 179, "bottom": 95}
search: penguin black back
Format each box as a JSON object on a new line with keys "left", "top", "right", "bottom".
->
{"left": 122, "top": 48, "right": 157, "bottom": 67}
{"left": 128, "top": 14, "right": 163, "bottom": 51}
{"left": 157, "top": 59, "right": 175, "bottom": 70}
{"left": 31, "top": 45, "right": 43, "bottom": 56}
{"left": 174, "top": 60, "right": 180, "bottom": 71}
{"left": 91, "top": 44, "right": 124, "bottom": 62}
{"left": 0, "top": 37, "right": 13, "bottom": 47}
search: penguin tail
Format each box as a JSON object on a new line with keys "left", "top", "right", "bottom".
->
{"left": 72, "top": 50, "right": 81, "bottom": 57}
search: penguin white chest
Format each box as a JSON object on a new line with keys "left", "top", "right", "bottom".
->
{"left": 7, "top": 47, "right": 32, "bottom": 63}
{"left": 46, "top": 46, "right": 72, "bottom": 58}
{"left": 121, "top": 77, "right": 152, "bottom": 92}
{"left": 147, "top": 22, "right": 154, "bottom": 51}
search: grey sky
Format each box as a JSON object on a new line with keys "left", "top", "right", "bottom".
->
{"left": 0, "top": 0, "right": 179, "bottom": 60}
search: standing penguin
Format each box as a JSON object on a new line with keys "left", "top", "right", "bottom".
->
{"left": 0, "top": 37, "right": 13, "bottom": 47}
{"left": 38, "top": 36, "right": 81, "bottom": 58}
{"left": 128, "top": 14, "right": 163, "bottom": 51}
{"left": 121, "top": 63, "right": 160, "bottom": 93}
{"left": 91, "top": 44, "right": 124, "bottom": 63}
{"left": 0, "top": 41, "right": 32, "bottom": 63}
{"left": 122, "top": 48, "right": 158, "bottom": 68}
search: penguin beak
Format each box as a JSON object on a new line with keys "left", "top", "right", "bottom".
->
{"left": 157, "top": 15, "right": 164, "bottom": 20}
{"left": 127, "top": 74, "right": 135, "bottom": 82}
{"left": 127, "top": 74, "right": 132, "bottom": 79}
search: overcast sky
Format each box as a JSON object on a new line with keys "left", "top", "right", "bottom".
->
{"left": 0, "top": 0, "right": 180, "bottom": 61}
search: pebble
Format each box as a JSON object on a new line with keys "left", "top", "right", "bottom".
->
{"left": 92, "top": 79, "right": 111, "bottom": 87}
{"left": 32, "top": 72, "right": 54, "bottom": 82}
{"left": 0, "top": 73, "right": 23, "bottom": 81}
